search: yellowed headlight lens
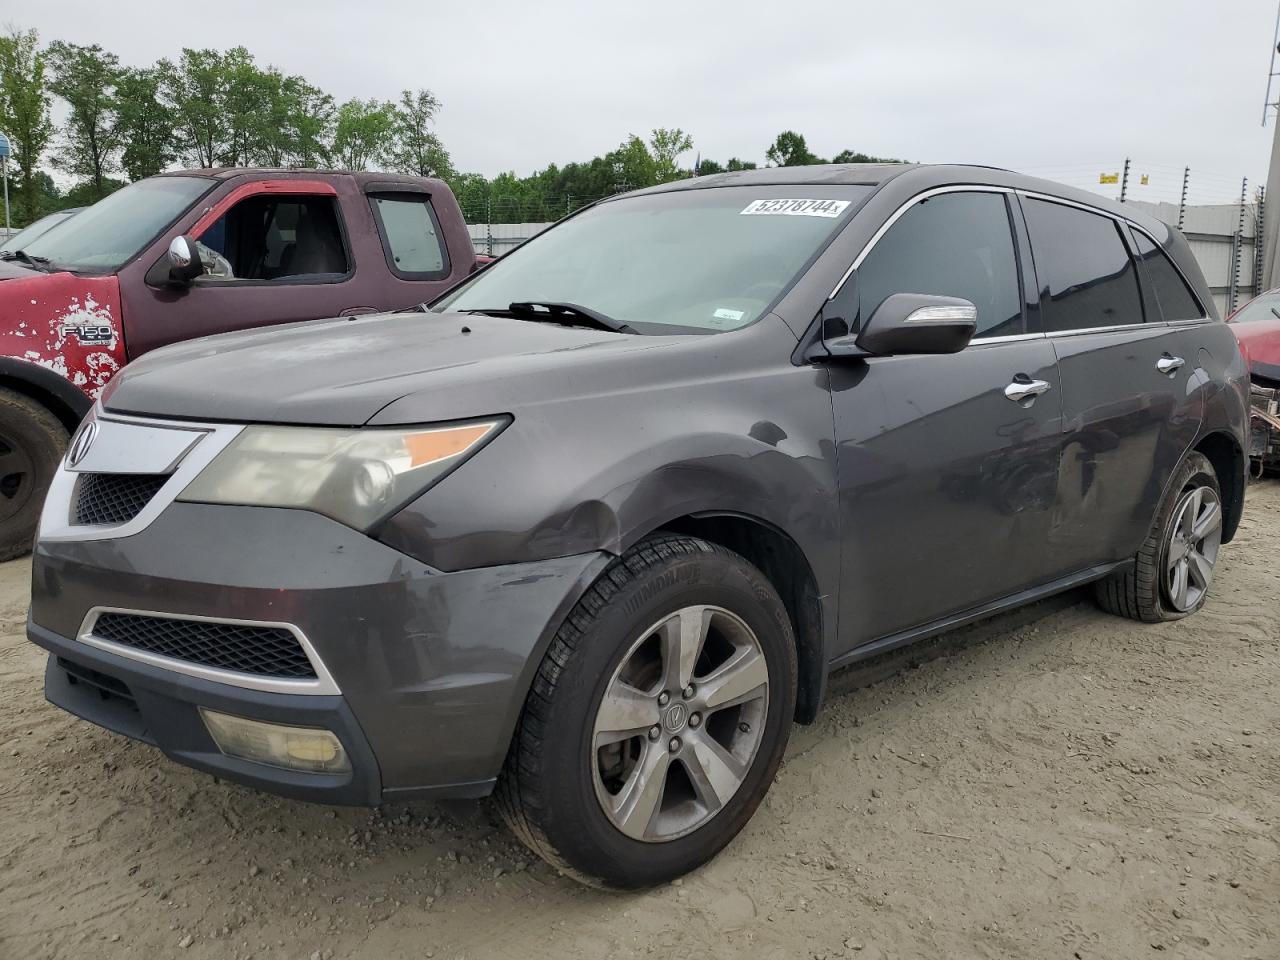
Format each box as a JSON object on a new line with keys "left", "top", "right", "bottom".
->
{"left": 178, "top": 419, "right": 505, "bottom": 530}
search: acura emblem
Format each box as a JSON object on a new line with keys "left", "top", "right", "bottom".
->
{"left": 67, "top": 421, "right": 98, "bottom": 468}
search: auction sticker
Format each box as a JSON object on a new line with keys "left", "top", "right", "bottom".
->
{"left": 740, "top": 198, "right": 850, "bottom": 218}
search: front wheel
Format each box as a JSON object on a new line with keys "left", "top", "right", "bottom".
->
{"left": 497, "top": 535, "right": 797, "bottom": 888}
{"left": 0, "top": 388, "right": 68, "bottom": 561}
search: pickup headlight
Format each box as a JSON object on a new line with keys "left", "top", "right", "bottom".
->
{"left": 177, "top": 418, "right": 506, "bottom": 531}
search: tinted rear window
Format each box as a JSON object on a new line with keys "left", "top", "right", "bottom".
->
{"left": 1023, "top": 198, "right": 1143, "bottom": 331}
{"left": 1131, "top": 230, "right": 1203, "bottom": 322}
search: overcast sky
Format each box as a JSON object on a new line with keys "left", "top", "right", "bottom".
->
{"left": 13, "top": 0, "right": 1280, "bottom": 204}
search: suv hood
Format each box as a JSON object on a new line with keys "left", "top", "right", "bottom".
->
{"left": 104, "top": 311, "right": 691, "bottom": 425}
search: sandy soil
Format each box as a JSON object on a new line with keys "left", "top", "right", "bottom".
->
{"left": 1, "top": 484, "right": 1277, "bottom": 960}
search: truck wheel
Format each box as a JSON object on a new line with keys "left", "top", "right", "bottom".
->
{"left": 496, "top": 535, "right": 797, "bottom": 888}
{"left": 1094, "top": 451, "right": 1223, "bottom": 622}
{"left": 0, "top": 388, "right": 68, "bottom": 561}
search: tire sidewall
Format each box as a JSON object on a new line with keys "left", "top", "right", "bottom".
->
{"left": 536, "top": 545, "right": 796, "bottom": 888}
{"left": 1154, "top": 453, "right": 1221, "bottom": 619}
{"left": 0, "top": 390, "right": 68, "bottom": 560}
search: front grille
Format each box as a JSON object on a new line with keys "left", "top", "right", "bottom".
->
{"left": 91, "top": 613, "right": 317, "bottom": 679}
{"left": 74, "top": 473, "right": 169, "bottom": 525}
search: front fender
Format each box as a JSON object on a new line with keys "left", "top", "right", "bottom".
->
{"left": 0, "top": 272, "right": 127, "bottom": 403}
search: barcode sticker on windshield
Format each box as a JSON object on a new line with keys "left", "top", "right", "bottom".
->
{"left": 740, "top": 199, "right": 850, "bottom": 218}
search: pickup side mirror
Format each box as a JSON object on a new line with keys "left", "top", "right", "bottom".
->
{"left": 167, "top": 235, "right": 203, "bottom": 286}
{"left": 825, "top": 293, "right": 978, "bottom": 358}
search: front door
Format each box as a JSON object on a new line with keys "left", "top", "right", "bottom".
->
{"left": 828, "top": 189, "right": 1066, "bottom": 652}
{"left": 121, "top": 181, "right": 361, "bottom": 358}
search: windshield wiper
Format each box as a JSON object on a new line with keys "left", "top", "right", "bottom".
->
{"left": 477, "top": 301, "right": 638, "bottom": 334}
{"left": 0, "top": 249, "right": 53, "bottom": 271}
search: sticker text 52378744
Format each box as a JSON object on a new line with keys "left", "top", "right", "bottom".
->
{"left": 740, "top": 199, "right": 851, "bottom": 218}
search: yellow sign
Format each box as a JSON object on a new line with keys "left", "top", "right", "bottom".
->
{"left": 1100, "top": 172, "right": 1119, "bottom": 184}
{"left": 1140, "top": 174, "right": 1149, "bottom": 186}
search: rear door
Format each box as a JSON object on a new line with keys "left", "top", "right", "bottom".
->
{"left": 1019, "top": 195, "right": 1204, "bottom": 574}
{"left": 829, "top": 188, "right": 1067, "bottom": 649}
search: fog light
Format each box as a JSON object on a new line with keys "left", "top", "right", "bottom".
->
{"left": 199, "top": 708, "right": 351, "bottom": 774}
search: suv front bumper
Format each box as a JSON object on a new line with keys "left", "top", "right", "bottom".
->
{"left": 28, "top": 501, "right": 609, "bottom": 805}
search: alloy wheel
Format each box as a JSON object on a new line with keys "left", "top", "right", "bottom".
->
{"left": 591, "top": 605, "right": 770, "bottom": 842}
{"left": 1163, "top": 485, "right": 1223, "bottom": 612}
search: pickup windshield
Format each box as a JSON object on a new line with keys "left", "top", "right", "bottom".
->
{"left": 435, "top": 186, "right": 872, "bottom": 334}
{"left": 21, "top": 176, "right": 213, "bottom": 273}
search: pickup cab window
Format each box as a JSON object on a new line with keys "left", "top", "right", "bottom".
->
{"left": 196, "top": 195, "right": 349, "bottom": 282}
{"left": 369, "top": 195, "right": 449, "bottom": 279}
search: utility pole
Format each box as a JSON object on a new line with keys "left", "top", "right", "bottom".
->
{"left": 1119, "top": 157, "right": 1131, "bottom": 203}
{"left": 0, "top": 131, "right": 11, "bottom": 235}
{"left": 1231, "top": 177, "right": 1248, "bottom": 313}
{"left": 1178, "top": 167, "right": 1190, "bottom": 230}
{"left": 1261, "top": 1, "right": 1280, "bottom": 289}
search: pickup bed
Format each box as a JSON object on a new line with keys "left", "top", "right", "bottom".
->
{"left": 0, "top": 169, "right": 479, "bottom": 558}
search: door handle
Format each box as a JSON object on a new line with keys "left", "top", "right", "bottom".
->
{"left": 1004, "top": 376, "right": 1052, "bottom": 404}
{"left": 1156, "top": 355, "right": 1185, "bottom": 376}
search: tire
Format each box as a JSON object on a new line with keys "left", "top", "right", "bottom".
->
{"left": 1094, "top": 451, "right": 1223, "bottom": 622}
{"left": 0, "top": 388, "right": 68, "bottom": 562}
{"left": 496, "top": 534, "right": 797, "bottom": 888}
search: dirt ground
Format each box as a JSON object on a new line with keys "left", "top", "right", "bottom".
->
{"left": 1, "top": 485, "right": 1277, "bottom": 960}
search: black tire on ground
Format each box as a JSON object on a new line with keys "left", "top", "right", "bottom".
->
{"left": 0, "top": 388, "right": 69, "bottom": 562}
{"left": 1094, "top": 451, "right": 1222, "bottom": 623}
{"left": 496, "top": 534, "right": 798, "bottom": 888}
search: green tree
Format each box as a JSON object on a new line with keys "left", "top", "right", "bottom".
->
{"left": 832, "top": 148, "right": 904, "bottom": 164}
{"left": 765, "top": 130, "right": 823, "bottom": 167}
{"left": 695, "top": 158, "right": 724, "bottom": 176}
{"left": 161, "top": 49, "right": 229, "bottom": 167}
{"left": 604, "top": 135, "right": 657, "bottom": 193}
{"left": 331, "top": 98, "right": 396, "bottom": 170}
{"left": 725, "top": 157, "right": 758, "bottom": 171}
{"left": 115, "top": 67, "right": 177, "bottom": 180}
{"left": 280, "top": 77, "right": 333, "bottom": 168}
{"left": 387, "top": 88, "right": 452, "bottom": 178}
{"left": 46, "top": 41, "right": 123, "bottom": 201}
{"left": 648, "top": 127, "right": 692, "bottom": 182}
{"left": 0, "top": 28, "right": 55, "bottom": 224}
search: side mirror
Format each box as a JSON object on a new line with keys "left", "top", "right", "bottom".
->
{"left": 826, "top": 293, "right": 977, "bottom": 358}
{"left": 167, "top": 235, "right": 203, "bottom": 286}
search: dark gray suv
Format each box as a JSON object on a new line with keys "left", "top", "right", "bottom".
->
{"left": 27, "top": 164, "right": 1250, "bottom": 887}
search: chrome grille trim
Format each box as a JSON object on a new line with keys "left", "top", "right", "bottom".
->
{"left": 77, "top": 606, "right": 341, "bottom": 696}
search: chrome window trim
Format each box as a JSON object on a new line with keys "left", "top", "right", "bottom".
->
{"left": 77, "top": 606, "right": 341, "bottom": 696}
{"left": 1167, "top": 317, "right": 1213, "bottom": 327}
{"left": 37, "top": 406, "right": 245, "bottom": 544}
{"left": 968, "top": 331, "right": 1047, "bottom": 346}
{"left": 1044, "top": 323, "right": 1164, "bottom": 338}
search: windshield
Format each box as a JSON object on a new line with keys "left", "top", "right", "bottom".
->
{"left": 435, "top": 186, "right": 872, "bottom": 334}
{"left": 22, "top": 176, "right": 214, "bottom": 273}
{"left": 0, "top": 210, "right": 76, "bottom": 252}
{"left": 1229, "top": 293, "right": 1280, "bottom": 324}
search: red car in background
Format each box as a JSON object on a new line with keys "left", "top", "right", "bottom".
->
{"left": 1226, "top": 290, "right": 1280, "bottom": 472}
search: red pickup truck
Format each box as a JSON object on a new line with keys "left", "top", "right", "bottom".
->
{"left": 0, "top": 169, "right": 479, "bottom": 558}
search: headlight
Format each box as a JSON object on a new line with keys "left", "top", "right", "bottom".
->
{"left": 178, "top": 418, "right": 506, "bottom": 531}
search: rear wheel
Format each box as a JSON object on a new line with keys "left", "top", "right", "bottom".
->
{"left": 496, "top": 535, "right": 797, "bottom": 888}
{"left": 0, "top": 389, "right": 68, "bottom": 562}
{"left": 1094, "top": 451, "right": 1223, "bottom": 622}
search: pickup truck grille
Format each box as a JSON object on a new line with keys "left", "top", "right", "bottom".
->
{"left": 90, "top": 613, "right": 317, "bottom": 680}
{"left": 73, "top": 473, "right": 169, "bottom": 525}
